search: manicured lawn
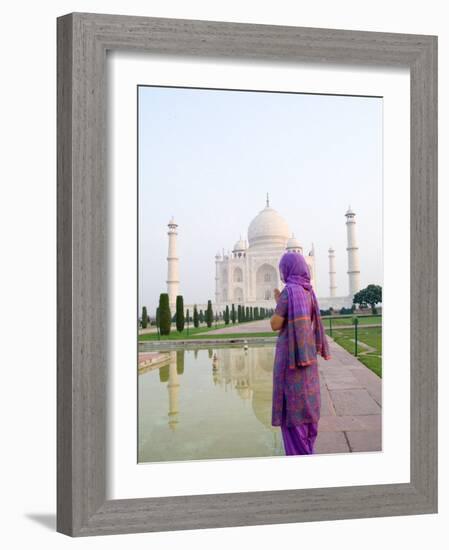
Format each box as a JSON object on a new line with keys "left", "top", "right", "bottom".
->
{"left": 138, "top": 323, "right": 275, "bottom": 341}
{"left": 355, "top": 354, "right": 382, "bottom": 378}
{"left": 139, "top": 323, "right": 225, "bottom": 341}
{"left": 326, "top": 326, "right": 382, "bottom": 378}
{"left": 322, "top": 315, "right": 382, "bottom": 328}
{"left": 356, "top": 327, "right": 382, "bottom": 352}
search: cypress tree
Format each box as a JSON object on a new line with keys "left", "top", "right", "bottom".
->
{"left": 176, "top": 350, "right": 184, "bottom": 375}
{"left": 158, "top": 293, "right": 171, "bottom": 335}
{"left": 254, "top": 307, "right": 259, "bottom": 320}
{"left": 225, "top": 305, "right": 230, "bottom": 325}
{"left": 206, "top": 300, "right": 213, "bottom": 327}
{"left": 193, "top": 305, "right": 199, "bottom": 328}
{"left": 237, "top": 305, "right": 242, "bottom": 323}
{"left": 159, "top": 364, "right": 169, "bottom": 383}
{"left": 199, "top": 309, "right": 204, "bottom": 324}
{"left": 246, "top": 306, "right": 250, "bottom": 322}
{"left": 231, "top": 304, "right": 236, "bottom": 324}
{"left": 176, "top": 295, "right": 185, "bottom": 332}
{"left": 186, "top": 308, "right": 190, "bottom": 324}
{"left": 141, "top": 306, "right": 148, "bottom": 329}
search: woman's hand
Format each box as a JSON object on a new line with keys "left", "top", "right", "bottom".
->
{"left": 274, "top": 288, "right": 281, "bottom": 303}
{"left": 270, "top": 314, "right": 285, "bottom": 331}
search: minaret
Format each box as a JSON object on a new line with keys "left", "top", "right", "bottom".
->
{"left": 345, "top": 206, "right": 361, "bottom": 296}
{"left": 167, "top": 351, "right": 180, "bottom": 431}
{"left": 166, "top": 217, "right": 179, "bottom": 311}
{"left": 308, "top": 243, "right": 317, "bottom": 290}
{"left": 215, "top": 251, "right": 221, "bottom": 304}
{"left": 328, "top": 246, "right": 337, "bottom": 297}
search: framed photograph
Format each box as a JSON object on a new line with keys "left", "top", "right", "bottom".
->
{"left": 57, "top": 12, "right": 437, "bottom": 536}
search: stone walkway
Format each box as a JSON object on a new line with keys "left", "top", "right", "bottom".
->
{"left": 200, "top": 319, "right": 381, "bottom": 334}
{"left": 315, "top": 338, "right": 382, "bottom": 454}
{"left": 198, "top": 319, "right": 273, "bottom": 334}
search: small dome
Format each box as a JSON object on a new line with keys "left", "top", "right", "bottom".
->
{"left": 248, "top": 204, "right": 290, "bottom": 248}
{"left": 232, "top": 238, "right": 247, "bottom": 252}
{"left": 286, "top": 233, "right": 302, "bottom": 251}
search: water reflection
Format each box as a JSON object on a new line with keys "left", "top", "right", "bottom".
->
{"left": 138, "top": 344, "right": 284, "bottom": 463}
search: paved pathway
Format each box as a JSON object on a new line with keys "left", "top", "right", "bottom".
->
{"left": 139, "top": 326, "right": 159, "bottom": 335}
{"left": 199, "top": 319, "right": 381, "bottom": 334}
{"left": 198, "top": 319, "right": 272, "bottom": 334}
{"left": 315, "top": 338, "right": 382, "bottom": 454}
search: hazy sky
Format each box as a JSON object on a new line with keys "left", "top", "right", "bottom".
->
{"left": 138, "top": 86, "right": 382, "bottom": 314}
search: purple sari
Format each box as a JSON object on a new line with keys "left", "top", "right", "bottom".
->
{"left": 279, "top": 252, "right": 331, "bottom": 368}
{"left": 271, "top": 252, "right": 331, "bottom": 455}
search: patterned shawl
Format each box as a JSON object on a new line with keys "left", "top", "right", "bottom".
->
{"left": 279, "top": 252, "right": 331, "bottom": 369}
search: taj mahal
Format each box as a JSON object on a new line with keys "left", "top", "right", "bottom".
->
{"left": 165, "top": 194, "right": 361, "bottom": 313}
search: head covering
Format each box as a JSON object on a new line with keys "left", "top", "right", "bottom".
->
{"left": 279, "top": 252, "right": 330, "bottom": 368}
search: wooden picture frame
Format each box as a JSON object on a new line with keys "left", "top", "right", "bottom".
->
{"left": 57, "top": 12, "right": 438, "bottom": 536}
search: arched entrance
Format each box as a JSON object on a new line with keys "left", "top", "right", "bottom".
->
{"left": 256, "top": 264, "right": 277, "bottom": 301}
{"left": 234, "top": 287, "right": 244, "bottom": 302}
{"left": 233, "top": 267, "right": 243, "bottom": 282}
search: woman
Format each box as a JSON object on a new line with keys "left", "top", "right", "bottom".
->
{"left": 270, "top": 252, "right": 331, "bottom": 455}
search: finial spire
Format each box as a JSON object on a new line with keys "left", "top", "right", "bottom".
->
{"left": 345, "top": 204, "right": 355, "bottom": 217}
{"left": 266, "top": 192, "right": 270, "bottom": 207}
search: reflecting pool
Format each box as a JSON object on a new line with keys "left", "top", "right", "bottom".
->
{"left": 138, "top": 344, "right": 285, "bottom": 463}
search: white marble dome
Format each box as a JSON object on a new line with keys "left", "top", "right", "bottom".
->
{"left": 232, "top": 238, "right": 247, "bottom": 252}
{"left": 286, "top": 233, "right": 302, "bottom": 251}
{"left": 248, "top": 205, "right": 290, "bottom": 248}
{"left": 232, "top": 239, "right": 246, "bottom": 252}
